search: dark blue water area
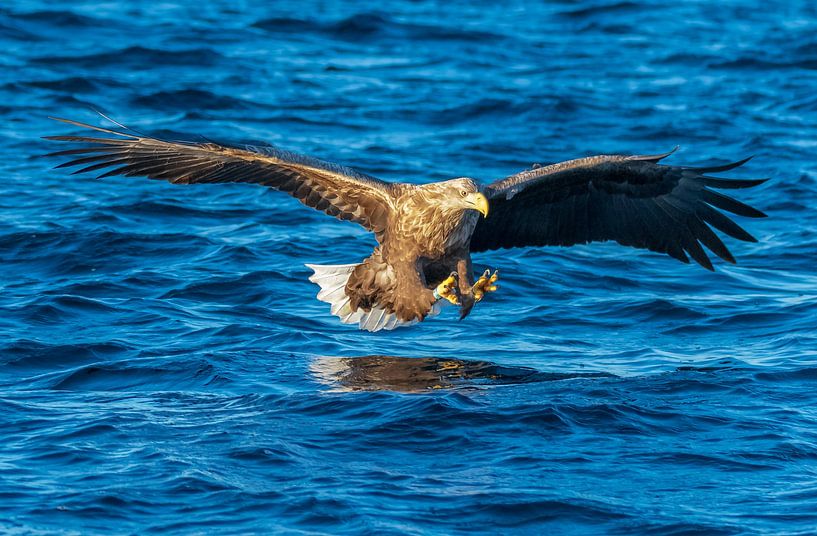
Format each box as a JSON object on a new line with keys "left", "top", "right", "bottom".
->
{"left": 1, "top": 0, "right": 816, "bottom": 534}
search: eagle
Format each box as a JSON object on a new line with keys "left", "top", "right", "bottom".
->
{"left": 45, "top": 117, "right": 767, "bottom": 332}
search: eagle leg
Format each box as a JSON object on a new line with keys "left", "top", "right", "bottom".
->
{"left": 433, "top": 271, "right": 461, "bottom": 305}
{"left": 472, "top": 269, "right": 499, "bottom": 303}
{"left": 456, "top": 258, "right": 476, "bottom": 320}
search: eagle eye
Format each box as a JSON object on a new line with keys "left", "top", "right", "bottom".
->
{"left": 459, "top": 190, "right": 468, "bottom": 198}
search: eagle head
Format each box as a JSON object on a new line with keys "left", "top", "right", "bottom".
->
{"left": 439, "top": 178, "right": 489, "bottom": 218}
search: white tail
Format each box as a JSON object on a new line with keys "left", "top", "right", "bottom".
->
{"left": 306, "top": 263, "right": 441, "bottom": 332}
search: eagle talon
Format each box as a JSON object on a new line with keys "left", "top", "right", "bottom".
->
{"left": 472, "top": 269, "right": 499, "bottom": 302}
{"left": 434, "top": 271, "right": 461, "bottom": 305}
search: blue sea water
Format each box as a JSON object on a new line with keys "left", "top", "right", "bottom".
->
{"left": 1, "top": 0, "right": 817, "bottom": 533}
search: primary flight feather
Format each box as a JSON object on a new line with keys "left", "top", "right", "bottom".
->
{"left": 45, "top": 117, "right": 767, "bottom": 331}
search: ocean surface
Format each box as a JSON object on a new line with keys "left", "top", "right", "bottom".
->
{"left": 1, "top": 1, "right": 816, "bottom": 534}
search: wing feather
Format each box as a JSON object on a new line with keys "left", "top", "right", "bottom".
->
{"left": 472, "top": 152, "right": 767, "bottom": 270}
{"left": 44, "top": 117, "right": 396, "bottom": 237}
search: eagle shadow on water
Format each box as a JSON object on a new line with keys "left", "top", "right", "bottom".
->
{"left": 45, "top": 115, "right": 768, "bottom": 331}
{"left": 309, "top": 355, "right": 615, "bottom": 393}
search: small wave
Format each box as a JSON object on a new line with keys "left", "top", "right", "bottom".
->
{"left": 712, "top": 57, "right": 817, "bottom": 71}
{"left": 31, "top": 45, "right": 224, "bottom": 69}
{"left": 13, "top": 9, "right": 98, "bottom": 27}
{"left": 755, "top": 367, "right": 817, "bottom": 383}
{"left": 328, "top": 13, "right": 394, "bottom": 39}
{"left": 20, "top": 77, "right": 101, "bottom": 93}
{"left": 227, "top": 446, "right": 298, "bottom": 465}
{"left": 558, "top": 1, "right": 641, "bottom": 18}
{"left": 0, "top": 22, "right": 43, "bottom": 41}
{"left": 159, "top": 270, "right": 288, "bottom": 303}
{"left": 251, "top": 16, "right": 318, "bottom": 33}
{"left": 647, "top": 451, "right": 777, "bottom": 472}
{"left": 612, "top": 298, "right": 707, "bottom": 322}
{"left": 432, "top": 495, "right": 631, "bottom": 528}
{"left": 0, "top": 340, "right": 131, "bottom": 371}
{"left": 16, "top": 76, "right": 125, "bottom": 94}
{"left": 425, "top": 98, "right": 528, "bottom": 124}
{"left": 252, "top": 12, "right": 505, "bottom": 43}
{"left": 47, "top": 358, "right": 227, "bottom": 391}
{"left": 132, "top": 89, "right": 263, "bottom": 112}
{"left": 0, "top": 228, "right": 217, "bottom": 275}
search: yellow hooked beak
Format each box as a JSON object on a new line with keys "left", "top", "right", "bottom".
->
{"left": 469, "top": 192, "right": 490, "bottom": 218}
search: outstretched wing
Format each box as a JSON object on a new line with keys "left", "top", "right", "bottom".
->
{"left": 44, "top": 118, "right": 395, "bottom": 237}
{"left": 470, "top": 149, "right": 767, "bottom": 270}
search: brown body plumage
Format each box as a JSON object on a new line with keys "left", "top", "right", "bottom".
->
{"left": 347, "top": 179, "right": 482, "bottom": 323}
{"left": 45, "top": 117, "right": 769, "bottom": 331}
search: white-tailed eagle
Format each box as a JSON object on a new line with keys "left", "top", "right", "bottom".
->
{"left": 46, "top": 117, "right": 767, "bottom": 331}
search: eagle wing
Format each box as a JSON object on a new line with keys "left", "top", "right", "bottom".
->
{"left": 45, "top": 118, "right": 395, "bottom": 238}
{"left": 470, "top": 149, "right": 767, "bottom": 270}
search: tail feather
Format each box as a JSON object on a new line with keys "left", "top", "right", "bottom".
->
{"left": 307, "top": 263, "right": 440, "bottom": 332}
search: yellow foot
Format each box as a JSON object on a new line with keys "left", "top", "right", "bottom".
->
{"left": 433, "top": 271, "right": 461, "bottom": 305}
{"left": 472, "top": 269, "right": 499, "bottom": 302}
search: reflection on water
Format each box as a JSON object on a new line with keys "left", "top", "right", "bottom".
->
{"left": 311, "top": 355, "right": 615, "bottom": 392}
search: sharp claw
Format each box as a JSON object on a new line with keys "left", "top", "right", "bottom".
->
{"left": 472, "top": 267, "right": 500, "bottom": 302}
{"left": 435, "top": 271, "right": 462, "bottom": 305}
{"left": 437, "top": 269, "right": 498, "bottom": 306}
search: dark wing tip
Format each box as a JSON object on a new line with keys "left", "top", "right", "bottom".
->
{"left": 699, "top": 176, "right": 769, "bottom": 191}
{"left": 701, "top": 189, "right": 768, "bottom": 219}
{"left": 691, "top": 156, "right": 754, "bottom": 174}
